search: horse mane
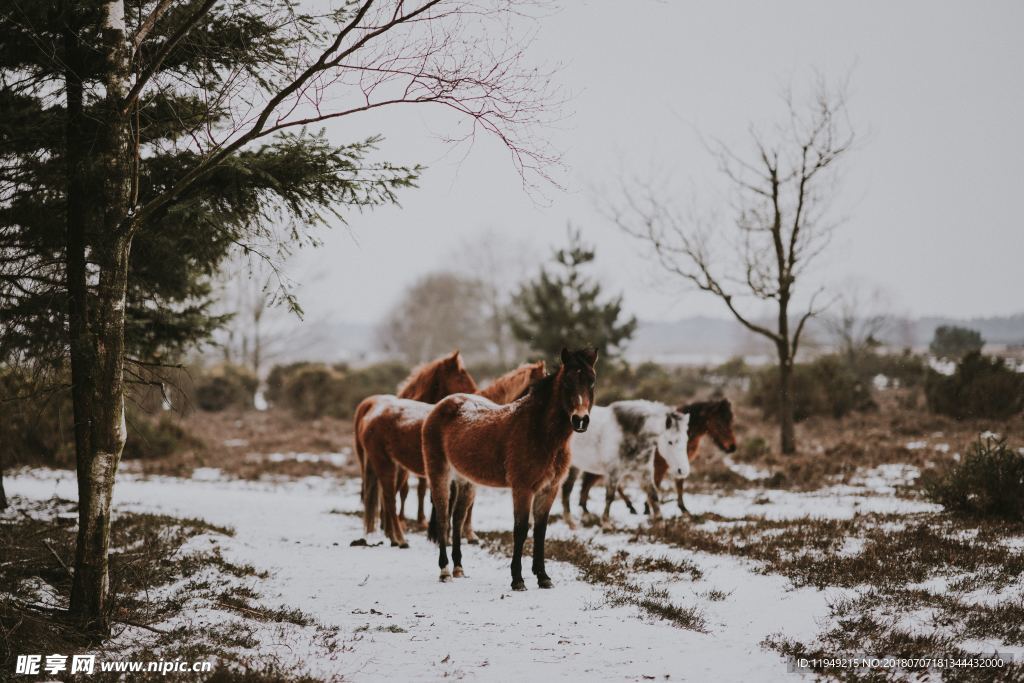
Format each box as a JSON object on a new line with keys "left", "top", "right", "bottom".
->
{"left": 397, "top": 352, "right": 475, "bottom": 401}
{"left": 479, "top": 362, "right": 544, "bottom": 404}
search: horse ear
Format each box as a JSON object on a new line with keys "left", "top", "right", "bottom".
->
{"left": 583, "top": 347, "right": 598, "bottom": 367}
{"left": 560, "top": 347, "right": 570, "bottom": 365}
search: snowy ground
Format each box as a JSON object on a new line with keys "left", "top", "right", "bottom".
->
{"left": 1, "top": 467, "right": 1010, "bottom": 681}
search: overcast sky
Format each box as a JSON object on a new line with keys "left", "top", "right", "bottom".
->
{"left": 281, "top": 0, "right": 1023, "bottom": 327}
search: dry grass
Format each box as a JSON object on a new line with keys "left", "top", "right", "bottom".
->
{"left": 686, "top": 391, "right": 1023, "bottom": 493}
{"left": 0, "top": 496, "right": 329, "bottom": 682}
{"left": 123, "top": 409, "right": 358, "bottom": 480}
{"left": 476, "top": 531, "right": 706, "bottom": 631}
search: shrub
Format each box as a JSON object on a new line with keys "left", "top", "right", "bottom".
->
{"left": 854, "top": 349, "right": 928, "bottom": 389}
{"left": 597, "top": 361, "right": 709, "bottom": 406}
{"left": 264, "top": 361, "right": 317, "bottom": 406}
{"left": 194, "top": 364, "right": 258, "bottom": 412}
{"left": 281, "top": 364, "right": 346, "bottom": 419}
{"left": 0, "top": 367, "right": 75, "bottom": 467}
{"left": 929, "top": 325, "right": 984, "bottom": 360}
{"left": 923, "top": 438, "right": 1024, "bottom": 520}
{"left": 748, "top": 354, "right": 876, "bottom": 422}
{"left": 736, "top": 435, "right": 770, "bottom": 462}
{"left": 123, "top": 411, "right": 202, "bottom": 459}
{"left": 275, "top": 361, "right": 409, "bottom": 419}
{"left": 925, "top": 351, "right": 1024, "bottom": 420}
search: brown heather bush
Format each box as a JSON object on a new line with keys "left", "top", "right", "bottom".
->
{"left": 923, "top": 438, "right": 1024, "bottom": 520}
{"left": 275, "top": 361, "right": 409, "bottom": 419}
{"left": 194, "top": 364, "right": 258, "bottom": 412}
{"left": 925, "top": 351, "right": 1024, "bottom": 420}
{"left": 748, "top": 354, "right": 876, "bottom": 422}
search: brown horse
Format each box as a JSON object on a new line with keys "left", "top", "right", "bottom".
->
{"left": 353, "top": 350, "right": 477, "bottom": 545}
{"left": 397, "top": 360, "right": 547, "bottom": 527}
{"left": 575, "top": 398, "right": 737, "bottom": 516}
{"left": 363, "top": 360, "right": 546, "bottom": 547}
{"left": 423, "top": 348, "right": 597, "bottom": 590}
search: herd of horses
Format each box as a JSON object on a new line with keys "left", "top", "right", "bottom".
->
{"left": 353, "top": 348, "right": 737, "bottom": 591}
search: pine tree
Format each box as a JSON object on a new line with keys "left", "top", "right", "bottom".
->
{"left": 1, "top": 0, "right": 550, "bottom": 631}
{"left": 510, "top": 228, "right": 637, "bottom": 363}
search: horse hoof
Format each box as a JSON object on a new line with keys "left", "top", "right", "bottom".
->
{"left": 439, "top": 568, "right": 452, "bottom": 582}
{"left": 453, "top": 566, "right": 465, "bottom": 578}
{"left": 417, "top": 519, "right": 429, "bottom": 531}
{"left": 511, "top": 579, "right": 526, "bottom": 591}
{"left": 564, "top": 517, "right": 577, "bottom": 530}
{"left": 538, "top": 577, "right": 553, "bottom": 589}
{"left": 350, "top": 538, "right": 368, "bottom": 547}
{"left": 466, "top": 536, "right": 480, "bottom": 545}
{"left": 399, "top": 542, "right": 410, "bottom": 549}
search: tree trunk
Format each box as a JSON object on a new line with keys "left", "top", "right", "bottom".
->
{"left": 777, "top": 354, "right": 796, "bottom": 454}
{"left": 66, "top": 0, "right": 134, "bottom": 633}
{"left": 0, "top": 467, "right": 8, "bottom": 510}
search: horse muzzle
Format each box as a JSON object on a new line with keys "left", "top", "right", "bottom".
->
{"left": 571, "top": 414, "right": 590, "bottom": 433}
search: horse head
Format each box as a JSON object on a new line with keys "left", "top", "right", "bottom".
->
{"left": 658, "top": 410, "right": 690, "bottom": 478}
{"left": 681, "top": 398, "right": 737, "bottom": 455}
{"left": 558, "top": 347, "right": 598, "bottom": 433}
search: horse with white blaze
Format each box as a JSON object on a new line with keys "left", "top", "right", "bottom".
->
{"left": 562, "top": 400, "right": 689, "bottom": 528}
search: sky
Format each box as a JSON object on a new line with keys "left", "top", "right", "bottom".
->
{"left": 282, "top": 0, "right": 1023, "bottom": 327}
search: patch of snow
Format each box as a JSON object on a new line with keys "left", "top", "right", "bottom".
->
{"left": 928, "top": 358, "right": 956, "bottom": 376}
{"left": 223, "top": 438, "right": 249, "bottom": 448}
{"left": 723, "top": 457, "right": 772, "bottom": 481}
{"left": 191, "top": 467, "right": 222, "bottom": 481}
{"left": 264, "top": 452, "right": 349, "bottom": 467}
{"left": 904, "top": 440, "right": 928, "bottom": 450}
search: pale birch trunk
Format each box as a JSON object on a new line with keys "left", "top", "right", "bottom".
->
{"left": 66, "top": 0, "right": 134, "bottom": 632}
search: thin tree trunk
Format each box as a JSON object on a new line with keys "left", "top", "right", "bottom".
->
{"left": 67, "top": 0, "right": 134, "bottom": 633}
{"left": 777, "top": 356, "right": 796, "bottom": 454}
{"left": 0, "top": 467, "right": 7, "bottom": 510}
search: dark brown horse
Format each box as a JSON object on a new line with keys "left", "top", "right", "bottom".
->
{"left": 397, "top": 360, "right": 547, "bottom": 528}
{"left": 361, "top": 360, "right": 546, "bottom": 547}
{"left": 575, "top": 398, "right": 737, "bottom": 516}
{"left": 353, "top": 351, "right": 477, "bottom": 544}
{"left": 423, "top": 348, "right": 597, "bottom": 589}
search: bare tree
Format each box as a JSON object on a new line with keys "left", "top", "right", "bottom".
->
{"left": 826, "top": 280, "right": 892, "bottom": 361}
{"left": 378, "top": 271, "right": 490, "bottom": 364}
{"left": 32, "top": 0, "right": 557, "bottom": 631}
{"left": 451, "top": 228, "right": 535, "bottom": 366}
{"left": 611, "top": 78, "right": 855, "bottom": 454}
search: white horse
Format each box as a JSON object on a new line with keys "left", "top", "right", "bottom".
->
{"left": 562, "top": 400, "right": 689, "bottom": 528}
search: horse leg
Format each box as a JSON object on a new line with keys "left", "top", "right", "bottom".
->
{"left": 644, "top": 473, "right": 662, "bottom": 521}
{"left": 510, "top": 488, "right": 534, "bottom": 591}
{"left": 416, "top": 476, "right": 429, "bottom": 529}
{"left": 462, "top": 497, "right": 479, "bottom": 545}
{"left": 618, "top": 486, "right": 638, "bottom": 514}
{"left": 560, "top": 466, "right": 579, "bottom": 530}
{"left": 377, "top": 460, "right": 408, "bottom": 548}
{"left": 422, "top": 425, "right": 452, "bottom": 582}
{"left": 579, "top": 471, "right": 599, "bottom": 514}
{"left": 397, "top": 470, "right": 409, "bottom": 521}
{"left": 531, "top": 485, "right": 558, "bottom": 588}
{"left": 451, "top": 482, "right": 475, "bottom": 577}
{"left": 362, "top": 459, "right": 380, "bottom": 538}
{"left": 601, "top": 473, "right": 617, "bottom": 528}
{"left": 675, "top": 477, "right": 689, "bottom": 515}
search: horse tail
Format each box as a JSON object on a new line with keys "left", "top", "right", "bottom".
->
{"left": 363, "top": 459, "right": 380, "bottom": 536}
{"left": 421, "top": 408, "right": 451, "bottom": 547}
{"left": 427, "top": 505, "right": 441, "bottom": 544}
{"left": 353, "top": 398, "right": 374, "bottom": 476}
